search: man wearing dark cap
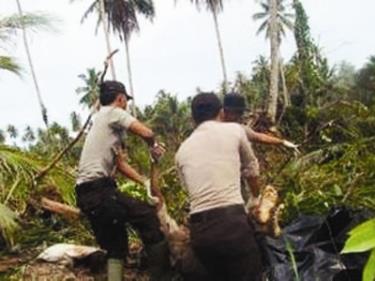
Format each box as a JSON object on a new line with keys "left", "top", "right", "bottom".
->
{"left": 223, "top": 93, "right": 298, "bottom": 150}
{"left": 176, "top": 93, "right": 263, "bottom": 281}
{"left": 223, "top": 92, "right": 298, "bottom": 205}
{"left": 75, "top": 80, "right": 170, "bottom": 281}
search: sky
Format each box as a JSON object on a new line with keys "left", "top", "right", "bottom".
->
{"left": 0, "top": 0, "right": 374, "bottom": 135}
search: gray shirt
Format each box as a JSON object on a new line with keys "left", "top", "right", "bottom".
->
{"left": 76, "top": 106, "right": 136, "bottom": 184}
{"left": 175, "top": 121, "right": 259, "bottom": 214}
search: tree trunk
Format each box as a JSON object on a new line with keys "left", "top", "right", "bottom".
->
{"left": 124, "top": 36, "right": 136, "bottom": 116}
{"left": 279, "top": 58, "right": 290, "bottom": 107}
{"left": 15, "top": 0, "right": 49, "bottom": 129}
{"left": 211, "top": 8, "right": 228, "bottom": 94}
{"left": 99, "top": 0, "right": 116, "bottom": 80}
{"left": 267, "top": 0, "right": 280, "bottom": 124}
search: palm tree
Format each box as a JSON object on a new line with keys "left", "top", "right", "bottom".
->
{"left": 6, "top": 125, "right": 18, "bottom": 140}
{"left": 22, "top": 126, "right": 35, "bottom": 143}
{"left": 186, "top": 0, "right": 228, "bottom": 92}
{"left": 70, "top": 111, "right": 82, "bottom": 132}
{"left": 253, "top": 0, "right": 293, "bottom": 123}
{"left": 0, "top": 13, "right": 48, "bottom": 75}
{"left": 71, "top": 0, "right": 117, "bottom": 79}
{"left": 76, "top": 68, "right": 100, "bottom": 109}
{"left": 15, "top": 0, "right": 50, "bottom": 129}
{"left": 77, "top": 0, "right": 155, "bottom": 116}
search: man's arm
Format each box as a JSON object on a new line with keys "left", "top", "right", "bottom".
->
{"left": 115, "top": 149, "right": 164, "bottom": 209}
{"left": 243, "top": 126, "right": 299, "bottom": 150}
{"left": 128, "top": 121, "right": 165, "bottom": 160}
{"left": 113, "top": 109, "right": 165, "bottom": 159}
{"left": 115, "top": 148, "right": 146, "bottom": 185}
{"left": 239, "top": 128, "right": 260, "bottom": 198}
{"left": 128, "top": 120, "right": 155, "bottom": 146}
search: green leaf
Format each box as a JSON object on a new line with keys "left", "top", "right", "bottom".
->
{"left": 363, "top": 248, "right": 375, "bottom": 281}
{"left": 348, "top": 219, "right": 375, "bottom": 236}
{"left": 342, "top": 219, "right": 375, "bottom": 254}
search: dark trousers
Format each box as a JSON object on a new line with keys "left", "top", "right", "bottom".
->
{"left": 76, "top": 177, "right": 164, "bottom": 259}
{"left": 189, "top": 204, "right": 263, "bottom": 281}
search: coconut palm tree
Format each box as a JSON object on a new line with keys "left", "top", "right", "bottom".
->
{"left": 15, "top": 0, "right": 50, "bottom": 129}
{"left": 6, "top": 125, "right": 18, "bottom": 140}
{"left": 186, "top": 0, "right": 228, "bottom": 92}
{"left": 0, "top": 13, "right": 48, "bottom": 75}
{"left": 70, "top": 112, "right": 82, "bottom": 132}
{"left": 22, "top": 126, "right": 35, "bottom": 143}
{"left": 71, "top": 0, "right": 117, "bottom": 79}
{"left": 77, "top": 0, "right": 155, "bottom": 116}
{"left": 76, "top": 68, "right": 100, "bottom": 109}
{"left": 253, "top": 0, "right": 293, "bottom": 123}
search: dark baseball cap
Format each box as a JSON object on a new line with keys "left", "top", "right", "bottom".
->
{"left": 100, "top": 80, "right": 133, "bottom": 100}
{"left": 223, "top": 93, "right": 246, "bottom": 112}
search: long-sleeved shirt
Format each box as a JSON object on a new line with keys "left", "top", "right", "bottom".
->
{"left": 175, "top": 120, "right": 259, "bottom": 214}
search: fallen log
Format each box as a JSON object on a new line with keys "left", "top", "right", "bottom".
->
{"left": 40, "top": 197, "right": 80, "bottom": 220}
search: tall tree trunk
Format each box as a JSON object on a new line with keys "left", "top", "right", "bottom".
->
{"left": 211, "top": 8, "right": 228, "bottom": 94}
{"left": 124, "top": 36, "right": 136, "bottom": 116}
{"left": 279, "top": 58, "right": 290, "bottom": 107}
{"left": 267, "top": 0, "right": 279, "bottom": 124}
{"left": 15, "top": 0, "right": 48, "bottom": 129}
{"left": 99, "top": 0, "right": 116, "bottom": 80}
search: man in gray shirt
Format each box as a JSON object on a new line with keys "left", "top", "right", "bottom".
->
{"left": 176, "top": 93, "right": 263, "bottom": 281}
{"left": 76, "top": 81, "right": 169, "bottom": 281}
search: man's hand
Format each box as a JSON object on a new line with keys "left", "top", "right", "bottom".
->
{"left": 246, "top": 196, "right": 260, "bottom": 213}
{"left": 144, "top": 179, "right": 164, "bottom": 211}
{"left": 282, "top": 140, "right": 300, "bottom": 154}
{"left": 282, "top": 140, "right": 298, "bottom": 149}
{"left": 149, "top": 142, "right": 166, "bottom": 162}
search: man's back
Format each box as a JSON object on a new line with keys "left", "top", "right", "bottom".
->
{"left": 176, "top": 120, "right": 255, "bottom": 214}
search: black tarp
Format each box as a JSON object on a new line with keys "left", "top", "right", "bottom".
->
{"left": 261, "top": 207, "right": 372, "bottom": 281}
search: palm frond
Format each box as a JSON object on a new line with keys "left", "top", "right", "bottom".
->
{"left": 189, "top": 0, "right": 224, "bottom": 13}
{"left": 0, "top": 13, "right": 53, "bottom": 35}
{"left": 0, "top": 203, "right": 20, "bottom": 247}
{"left": 0, "top": 56, "right": 22, "bottom": 75}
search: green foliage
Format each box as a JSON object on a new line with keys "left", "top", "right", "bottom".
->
{"left": 276, "top": 102, "right": 375, "bottom": 220}
{"left": 0, "top": 56, "right": 21, "bottom": 75}
{"left": 342, "top": 219, "right": 375, "bottom": 281}
{"left": 0, "top": 203, "right": 20, "bottom": 247}
{"left": 355, "top": 56, "right": 375, "bottom": 106}
{"left": 0, "top": 145, "right": 75, "bottom": 208}
{"left": 292, "top": 0, "right": 332, "bottom": 108}
{"left": 342, "top": 219, "right": 375, "bottom": 254}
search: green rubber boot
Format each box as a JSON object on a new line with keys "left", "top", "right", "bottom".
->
{"left": 146, "top": 239, "right": 173, "bottom": 281}
{"left": 107, "top": 258, "right": 124, "bottom": 281}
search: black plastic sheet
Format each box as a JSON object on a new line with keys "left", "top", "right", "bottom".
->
{"left": 261, "top": 207, "right": 371, "bottom": 281}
